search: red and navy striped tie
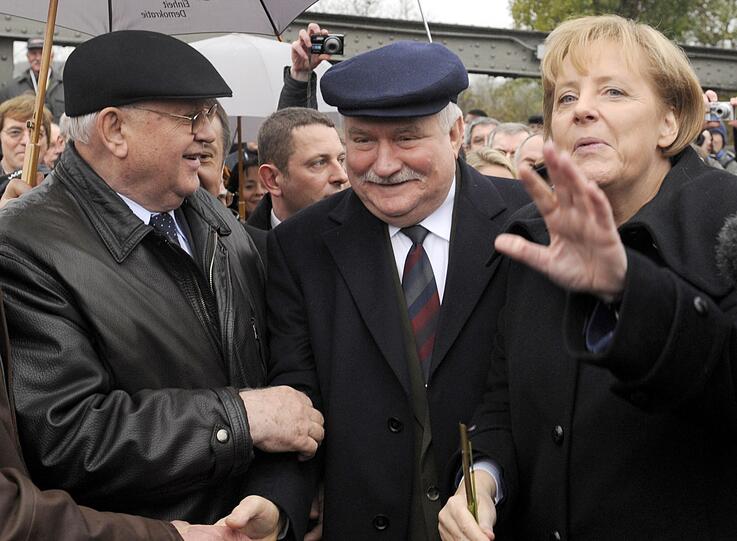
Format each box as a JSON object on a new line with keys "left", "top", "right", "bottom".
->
{"left": 401, "top": 225, "right": 440, "bottom": 382}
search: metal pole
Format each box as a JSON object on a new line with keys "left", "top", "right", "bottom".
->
{"left": 22, "top": 0, "right": 58, "bottom": 187}
{"left": 416, "top": 0, "right": 432, "bottom": 43}
{"left": 237, "top": 117, "right": 246, "bottom": 220}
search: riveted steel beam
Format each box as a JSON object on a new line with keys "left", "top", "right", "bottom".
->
{"left": 1, "top": 11, "right": 736, "bottom": 91}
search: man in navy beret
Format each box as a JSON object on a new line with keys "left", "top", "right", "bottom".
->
{"left": 0, "top": 30, "right": 323, "bottom": 533}
{"left": 239, "top": 41, "right": 529, "bottom": 540}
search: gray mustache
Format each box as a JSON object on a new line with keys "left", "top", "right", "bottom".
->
{"left": 354, "top": 166, "right": 426, "bottom": 185}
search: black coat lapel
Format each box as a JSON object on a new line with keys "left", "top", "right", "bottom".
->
{"left": 430, "top": 163, "right": 510, "bottom": 376}
{"left": 323, "top": 193, "right": 412, "bottom": 395}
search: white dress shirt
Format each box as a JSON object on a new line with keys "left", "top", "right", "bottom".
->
{"left": 388, "top": 178, "right": 455, "bottom": 302}
{"left": 117, "top": 193, "right": 193, "bottom": 256}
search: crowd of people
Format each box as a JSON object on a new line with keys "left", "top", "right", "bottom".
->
{"left": 0, "top": 13, "right": 736, "bottom": 541}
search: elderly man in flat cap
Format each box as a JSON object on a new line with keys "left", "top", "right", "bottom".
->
{"left": 0, "top": 37, "right": 65, "bottom": 122}
{"left": 0, "top": 30, "right": 323, "bottom": 528}
{"left": 239, "top": 41, "right": 529, "bottom": 540}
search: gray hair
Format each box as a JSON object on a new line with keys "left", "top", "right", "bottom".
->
{"left": 64, "top": 112, "right": 98, "bottom": 144}
{"left": 488, "top": 122, "right": 531, "bottom": 147}
{"left": 437, "top": 102, "right": 463, "bottom": 133}
{"left": 464, "top": 116, "right": 499, "bottom": 146}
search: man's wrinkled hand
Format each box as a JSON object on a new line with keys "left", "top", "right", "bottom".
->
{"left": 438, "top": 470, "right": 496, "bottom": 541}
{"left": 240, "top": 386, "right": 324, "bottom": 459}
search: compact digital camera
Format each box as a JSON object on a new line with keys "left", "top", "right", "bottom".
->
{"left": 310, "top": 34, "right": 345, "bottom": 55}
{"left": 706, "top": 101, "right": 735, "bottom": 122}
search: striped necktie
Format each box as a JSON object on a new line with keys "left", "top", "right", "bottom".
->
{"left": 150, "top": 212, "right": 180, "bottom": 247}
{"left": 401, "top": 225, "right": 440, "bottom": 382}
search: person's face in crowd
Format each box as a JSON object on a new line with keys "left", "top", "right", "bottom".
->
{"left": 491, "top": 131, "right": 529, "bottom": 161}
{"left": 469, "top": 123, "right": 495, "bottom": 151}
{"left": 198, "top": 116, "right": 226, "bottom": 198}
{"left": 711, "top": 131, "right": 725, "bottom": 153}
{"left": 345, "top": 111, "right": 462, "bottom": 228}
{"left": 279, "top": 124, "right": 348, "bottom": 217}
{"left": 516, "top": 134, "right": 545, "bottom": 169}
{"left": 0, "top": 116, "right": 48, "bottom": 172}
{"left": 42, "top": 123, "right": 64, "bottom": 169}
{"left": 26, "top": 47, "right": 44, "bottom": 76}
{"left": 124, "top": 100, "right": 216, "bottom": 212}
{"left": 240, "top": 165, "right": 266, "bottom": 214}
{"left": 477, "top": 163, "right": 515, "bottom": 179}
{"left": 550, "top": 42, "right": 677, "bottom": 196}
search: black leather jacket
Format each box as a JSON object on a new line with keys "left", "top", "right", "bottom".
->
{"left": 0, "top": 145, "right": 267, "bottom": 523}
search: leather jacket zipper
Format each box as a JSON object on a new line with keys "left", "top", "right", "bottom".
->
{"left": 208, "top": 230, "right": 218, "bottom": 291}
{"left": 251, "top": 315, "right": 266, "bottom": 377}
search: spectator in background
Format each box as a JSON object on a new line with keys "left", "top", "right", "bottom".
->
{"left": 0, "top": 94, "right": 52, "bottom": 193}
{"left": 227, "top": 151, "right": 266, "bottom": 218}
{"left": 488, "top": 122, "right": 532, "bottom": 162}
{"left": 527, "top": 114, "right": 544, "bottom": 134}
{"left": 248, "top": 107, "right": 347, "bottom": 231}
{"left": 278, "top": 22, "right": 337, "bottom": 110}
{"left": 43, "top": 121, "right": 65, "bottom": 169}
{"left": 465, "top": 147, "right": 516, "bottom": 178}
{"left": 0, "top": 37, "right": 65, "bottom": 122}
{"left": 708, "top": 122, "right": 737, "bottom": 174}
{"left": 464, "top": 116, "right": 499, "bottom": 152}
{"left": 514, "top": 133, "right": 544, "bottom": 170}
{"left": 464, "top": 108, "right": 488, "bottom": 124}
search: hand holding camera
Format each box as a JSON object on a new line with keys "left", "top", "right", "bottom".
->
{"left": 704, "top": 89, "right": 737, "bottom": 128}
{"left": 290, "top": 22, "right": 344, "bottom": 82}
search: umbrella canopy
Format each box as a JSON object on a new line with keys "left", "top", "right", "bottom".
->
{"left": 190, "top": 32, "right": 336, "bottom": 138}
{"left": 1, "top": 0, "right": 318, "bottom": 36}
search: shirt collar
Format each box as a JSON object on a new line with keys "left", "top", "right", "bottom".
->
{"left": 388, "top": 177, "right": 455, "bottom": 241}
{"left": 116, "top": 193, "right": 175, "bottom": 225}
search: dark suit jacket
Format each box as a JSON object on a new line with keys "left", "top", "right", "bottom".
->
{"left": 246, "top": 193, "right": 273, "bottom": 232}
{"left": 249, "top": 160, "right": 528, "bottom": 539}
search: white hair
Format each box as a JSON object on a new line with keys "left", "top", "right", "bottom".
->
{"left": 437, "top": 101, "right": 463, "bottom": 132}
{"left": 64, "top": 112, "right": 98, "bottom": 144}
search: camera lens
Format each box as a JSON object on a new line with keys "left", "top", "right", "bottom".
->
{"left": 323, "top": 36, "right": 341, "bottom": 54}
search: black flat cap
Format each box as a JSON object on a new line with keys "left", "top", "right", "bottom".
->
{"left": 64, "top": 30, "right": 231, "bottom": 117}
{"left": 320, "top": 41, "right": 468, "bottom": 117}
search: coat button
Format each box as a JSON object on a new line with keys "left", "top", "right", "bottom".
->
{"left": 372, "top": 514, "right": 389, "bottom": 531}
{"left": 426, "top": 486, "right": 440, "bottom": 501}
{"left": 550, "top": 531, "right": 562, "bottom": 541}
{"left": 388, "top": 417, "right": 403, "bottom": 433}
{"left": 216, "top": 429, "right": 229, "bottom": 443}
{"left": 693, "top": 296, "right": 708, "bottom": 315}
{"left": 551, "top": 425, "right": 564, "bottom": 445}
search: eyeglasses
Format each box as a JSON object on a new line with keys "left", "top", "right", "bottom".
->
{"left": 131, "top": 103, "right": 218, "bottom": 134}
{"left": 1, "top": 126, "right": 46, "bottom": 141}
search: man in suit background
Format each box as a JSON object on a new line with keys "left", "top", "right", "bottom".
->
{"left": 240, "top": 42, "right": 529, "bottom": 540}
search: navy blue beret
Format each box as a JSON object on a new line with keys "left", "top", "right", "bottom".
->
{"left": 320, "top": 41, "right": 468, "bottom": 117}
{"left": 64, "top": 30, "right": 231, "bottom": 117}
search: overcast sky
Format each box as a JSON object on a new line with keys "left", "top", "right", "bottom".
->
{"left": 419, "top": 0, "right": 513, "bottom": 29}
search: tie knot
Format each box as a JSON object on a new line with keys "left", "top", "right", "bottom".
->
{"left": 401, "top": 225, "right": 430, "bottom": 245}
{"left": 150, "top": 212, "right": 179, "bottom": 245}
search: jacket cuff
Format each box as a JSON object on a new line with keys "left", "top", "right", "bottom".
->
{"left": 213, "top": 387, "right": 253, "bottom": 476}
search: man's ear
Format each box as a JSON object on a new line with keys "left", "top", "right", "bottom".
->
{"left": 449, "top": 115, "right": 464, "bottom": 158}
{"left": 97, "top": 107, "right": 128, "bottom": 159}
{"left": 258, "top": 163, "right": 284, "bottom": 197}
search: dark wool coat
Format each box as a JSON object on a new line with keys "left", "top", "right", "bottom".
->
{"left": 471, "top": 147, "right": 737, "bottom": 540}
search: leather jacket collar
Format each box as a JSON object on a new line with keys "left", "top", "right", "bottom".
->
{"left": 53, "top": 144, "right": 231, "bottom": 263}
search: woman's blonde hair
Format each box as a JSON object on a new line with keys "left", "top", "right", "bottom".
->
{"left": 541, "top": 15, "right": 704, "bottom": 157}
{"left": 465, "top": 147, "right": 517, "bottom": 178}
